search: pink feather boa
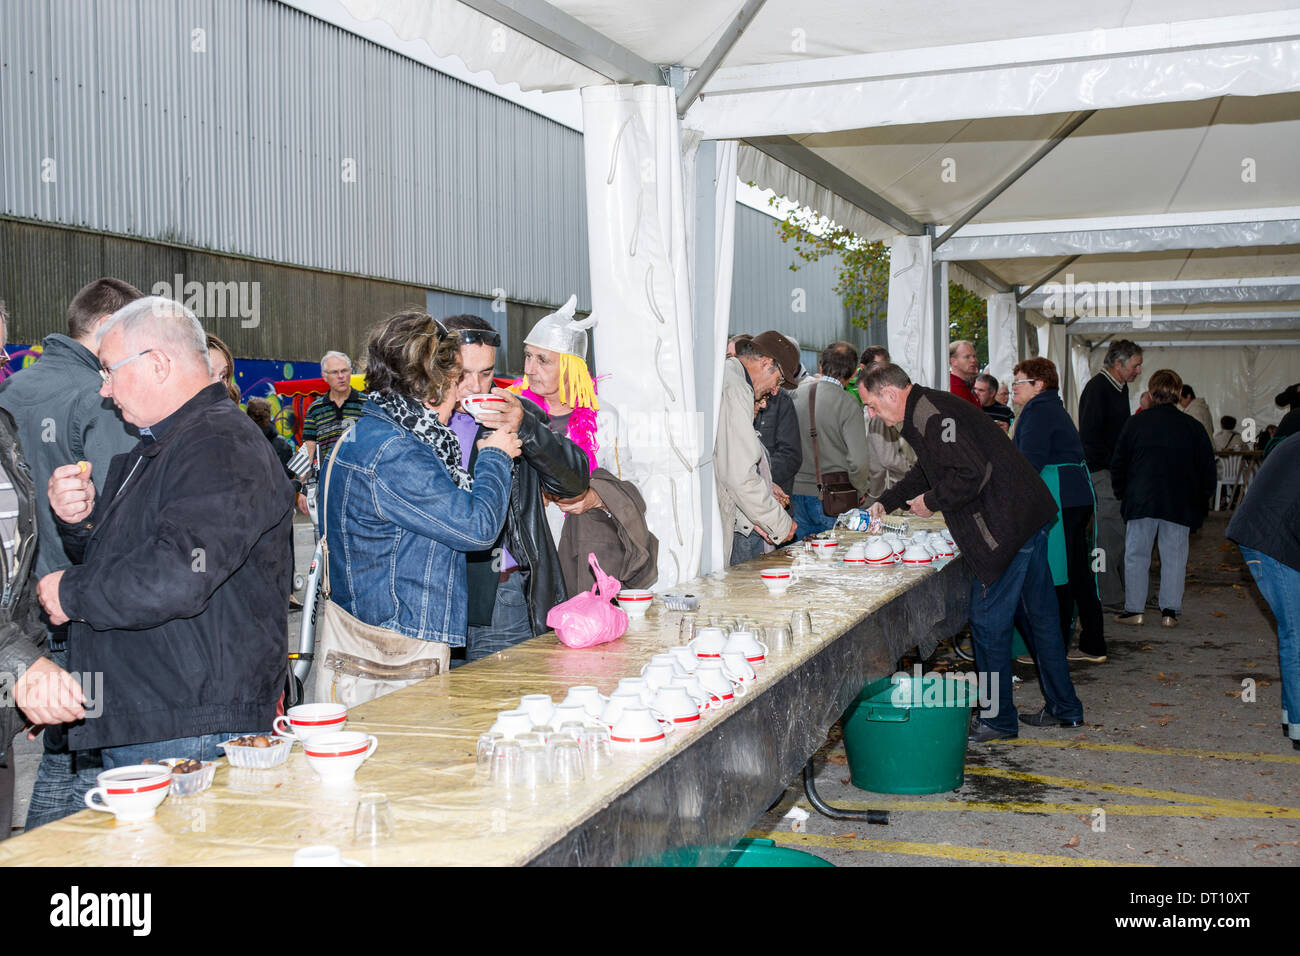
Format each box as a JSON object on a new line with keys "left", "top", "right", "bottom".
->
{"left": 515, "top": 383, "right": 598, "bottom": 473}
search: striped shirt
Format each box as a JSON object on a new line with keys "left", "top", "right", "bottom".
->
{"left": 302, "top": 389, "right": 366, "bottom": 462}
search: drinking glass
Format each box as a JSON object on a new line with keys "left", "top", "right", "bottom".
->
{"left": 476, "top": 732, "right": 502, "bottom": 776}
{"left": 791, "top": 611, "right": 813, "bottom": 639}
{"left": 353, "top": 792, "right": 394, "bottom": 845}
{"left": 766, "top": 624, "right": 794, "bottom": 654}
{"left": 519, "top": 744, "right": 550, "bottom": 790}
{"left": 550, "top": 739, "right": 585, "bottom": 788}
{"left": 490, "top": 739, "right": 522, "bottom": 787}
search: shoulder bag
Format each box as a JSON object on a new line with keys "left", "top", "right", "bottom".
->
{"left": 311, "top": 438, "right": 449, "bottom": 707}
{"left": 810, "top": 382, "right": 859, "bottom": 517}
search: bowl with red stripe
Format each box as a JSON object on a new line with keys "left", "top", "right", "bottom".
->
{"left": 616, "top": 589, "right": 654, "bottom": 618}
{"left": 273, "top": 703, "right": 348, "bottom": 743}
{"left": 303, "top": 731, "right": 380, "bottom": 787}
{"left": 461, "top": 393, "right": 510, "bottom": 422}
{"left": 760, "top": 568, "right": 794, "bottom": 594}
{"left": 901, "top": 545, "right": 933, "bottom": 566}
{"left": 609, "top": 706, "right": 673, "bottom": 748}
{"left": 83, "top": 765, "right": 173, "bottom": 821}
{"left": 808, "top": 537, "right": 839, "bottom": 560}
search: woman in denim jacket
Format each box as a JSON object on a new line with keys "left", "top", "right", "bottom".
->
{"left": 323, "top": 312, "right": 521, "bottom": 647}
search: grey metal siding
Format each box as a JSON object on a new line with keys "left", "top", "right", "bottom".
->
{"left": 730, "top": 203, "right": 886, "bottom": 355}
{"left": 0, "top": 0, "right": 590, "bottom": 310}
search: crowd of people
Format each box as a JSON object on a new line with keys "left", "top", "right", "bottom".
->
{"left": 0, "top": 275, "right": 1296, "bottom": 842}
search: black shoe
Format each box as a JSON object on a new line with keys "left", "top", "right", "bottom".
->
{"left": 289, "top": 595, "right": 304, "bottom": 610}
{"left": 1115, "top": 611, "right": 1144, "bottom": 626}
{"left": 1019, "top": 707, "right": 1084, "bottom": 729}
{"left": 969, "top": 722, "right": 1017, "bottom": 743}
{"left": 1161, "top": 608, "right": 1178, "bottom": 628}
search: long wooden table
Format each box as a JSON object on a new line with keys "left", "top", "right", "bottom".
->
{"left": 0, "top": 524, "right": 970, "bottom": 866}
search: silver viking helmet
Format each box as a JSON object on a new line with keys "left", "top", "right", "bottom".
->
{"left": 523, "top": 295, "right": 597, "bottom": 361}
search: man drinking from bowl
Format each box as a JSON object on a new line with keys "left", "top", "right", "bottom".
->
{"left": 441, "top": 314, "right": 589, "bottom": 666}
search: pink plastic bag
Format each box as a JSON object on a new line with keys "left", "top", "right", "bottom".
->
{"left": 547, "top": 554, "right": 629, "bottom": 648}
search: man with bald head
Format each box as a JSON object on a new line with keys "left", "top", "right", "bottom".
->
{"left": 38, "top": 297, "right": 295, "bottom": 771}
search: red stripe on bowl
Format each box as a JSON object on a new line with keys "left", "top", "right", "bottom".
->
{"left": 305, "top": 745, "right": 370, "bottom": 758}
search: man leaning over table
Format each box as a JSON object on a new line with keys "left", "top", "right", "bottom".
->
{"left": 37, "top": 296, "right": 294, "bottom": 776}
{"left": 861, "top": 362, "right": 1083, "bottom": 743}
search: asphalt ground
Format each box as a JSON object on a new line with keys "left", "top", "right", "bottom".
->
{"left": 748, "top": 511, "right": 1300, "bottom": 867}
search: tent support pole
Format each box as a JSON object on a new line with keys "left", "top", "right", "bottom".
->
{"left": 677, "top": 0, "right": 770, "bottom": 117}
{"left": 456, "top": 0, "right": 665, "bottom": 85}
{"left": 1017, "top": 255, "right": 1081, "bottom": 305}
{"left": 933, "top": 111, "right": 1096, "bottom": 251}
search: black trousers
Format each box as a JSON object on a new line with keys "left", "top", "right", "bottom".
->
{"left": 1058, "top": 504, "right": 1106, "bottom": 655}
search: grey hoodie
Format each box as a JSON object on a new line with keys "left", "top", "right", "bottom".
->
{"left": 0, "top": 333, "right": 139, "bottom": 577}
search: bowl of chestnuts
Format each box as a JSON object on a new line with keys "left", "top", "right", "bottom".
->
{"left": 217, "top": 733, "right": 294, "bottom": 769}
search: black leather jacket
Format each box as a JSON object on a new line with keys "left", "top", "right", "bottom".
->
{"left": 0, "top": 409, "right": 44, "bottom": 766}
{"left": 465, "top": 397, "right": 589, "bottom": 635}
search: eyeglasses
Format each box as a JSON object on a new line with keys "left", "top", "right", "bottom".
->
{"left": 1011, "top": 378, "right": 1036, "bottom": 388}
{"left": 99, "top": 349, "right": 156, "bottom": 383}
{"left": 453, "top": 328, "right": 501, "bottom": 348}
{"left": 322, "top": 367, "right": 353, "bottom": 377}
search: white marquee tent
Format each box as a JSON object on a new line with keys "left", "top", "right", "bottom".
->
{"left": 339, "top": 0, "right": 1300, "bottom": 582}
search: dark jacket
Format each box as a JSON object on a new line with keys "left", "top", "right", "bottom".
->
{"left": 754, "top": 387, "right": 802, "bottom": 493}
{"left": 57, "top": 385, "right": 295, "bottom": 750}
{"left": 1109, "top": 402, "right": 1216, "bottom": 530}
{"left": 0, "top": 410, "right": 44, "bottom": 766}
{"left": 0, "top": 334, "right": 138, "bottom": 577}
{"left": 1227, "top": 433, "right": 1300, "bottom": 571}
{"left": 1078, "top": 370, "right": 1131, "bottom": 472}
{"left": 558, "top": 468, "right": 659, "bottom": 598}
{"left": 465, "top": 397, "right": 590, "bottom": 636}
{"left": 1012, "top": 389, "right": 1092, "bottom": 508}
{"left": 877, "top": 385, "right": 1058, "bottom": 587}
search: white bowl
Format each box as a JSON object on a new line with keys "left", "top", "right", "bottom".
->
{"left": 303, "top": 731, "right": 379, "bottom": 786}
{"left": 83, "top": 765, "right": 173, "bottom": 821}
{"left": 616, "top": 589, "right": 654, "bottom": 617}
{"left": 462, "top": 393, "right": 509, "bottom": 421}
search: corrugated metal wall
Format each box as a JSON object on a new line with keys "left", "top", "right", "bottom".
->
{"left": 0, "top": 0, "right": 591, "bottom": 311}
{"left": 0, "top": 218, "right": 427, "bottom": 360}
{"left": 730, "top": 204, "right": 886, "bottom": 357}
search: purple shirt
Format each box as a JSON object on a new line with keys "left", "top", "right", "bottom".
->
{"left": 451, "top": 411, "right": 516, "bottom": 571}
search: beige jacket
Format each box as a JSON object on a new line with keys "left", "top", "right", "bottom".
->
{"left": 715, "top": 357, "right": 794, "bottom": 563}
{"left": 863, "top": 411, "right": 915, "bottom": 504}
{"left": 1182, "top": 397, "right": 1215, "bottom": 439}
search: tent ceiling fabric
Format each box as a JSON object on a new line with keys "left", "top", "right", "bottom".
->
{"left": 340, "top": 0, "right": 1299, "bottom": 346}
{"left": 782, "top": 93, "right": 1300, "bottom": 227}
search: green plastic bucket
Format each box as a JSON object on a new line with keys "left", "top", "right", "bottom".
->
{"left": 840, "top": 674, "right": 973, "bottom": 794}
{"left": 719, "top": 838, "right": 835, "bottom": 867}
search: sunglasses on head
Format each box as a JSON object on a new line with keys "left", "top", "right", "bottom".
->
{"left": 453, "top": 328, "right": 502, "bottom": 349}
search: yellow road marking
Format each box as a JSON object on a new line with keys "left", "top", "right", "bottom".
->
{"left": 748, "top": 829, "right": 1136, "bottom": 866}
{"left": 796, "top": 798, "right": 1298, "bottom": 819}
{"left": 965, "top": 765, "right": 1296, "bottom": 815}
{"left": 991, "top": 737, "right": 1300, "bottom": 765}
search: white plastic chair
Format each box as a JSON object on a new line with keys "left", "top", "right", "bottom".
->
{"left": 1214, "top": 453, "right": 1243, "bottom": 511}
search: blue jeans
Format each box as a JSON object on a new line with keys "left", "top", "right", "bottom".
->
{"left": 1124, "top": 517, "right": 1190, "bottom": 614}
{"left": 1240, "top": 547, "right": 1300, "bottom": 741}
{"left": 458, "top": 571, "right": 534, "bottom": 666}
{"left": 729, "top": 530, "right": 767, "bottom": 566}
{"left": 100, "top": 733, "right": 257, "bottom": 770}
{"left": 969, "top": 527, "right": 1084, "bottom": 733}
{"left": 24, "top": 641, "right": 103, "bottom": 831}
{"left": 790, "top": 494, "right": 837, "bottom": 536}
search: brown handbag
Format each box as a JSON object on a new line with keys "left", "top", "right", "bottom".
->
{"left": 809, "top": 382, "right": 859, "bottom": 517}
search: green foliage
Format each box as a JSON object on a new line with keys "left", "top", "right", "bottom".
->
{"left": 766, "top": 192, "right": 989, "bottom": 364}
{"left": 947, "top": 281, "right": 989, "bottom": 366}
{"left": 769, "top": 199, "right": 889, "bottom": 331}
